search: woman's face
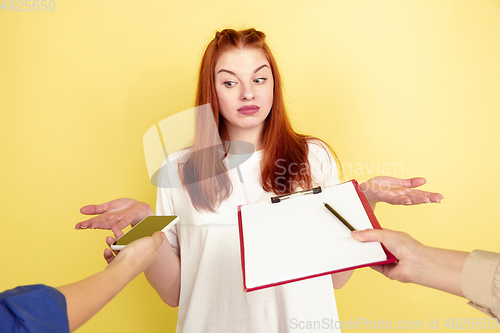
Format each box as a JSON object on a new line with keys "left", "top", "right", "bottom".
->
{"left": 214, "top": 48, "right": 274, "bottom": 138}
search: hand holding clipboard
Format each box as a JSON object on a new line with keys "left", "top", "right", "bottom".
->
{"left": 238, "top": 180, "right": 396, "bottom": 292}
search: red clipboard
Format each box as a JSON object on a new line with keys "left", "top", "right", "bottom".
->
{"left": 237, "top": 180, "right": 397, "bottom": 292}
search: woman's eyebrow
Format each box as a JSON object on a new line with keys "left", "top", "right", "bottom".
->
{"left": 254, "top": 64, "right": 269, "bottom": 73}
{"left": 217, "top": 69, "right": 236, "bottom": 75}
{"left": 217, "top": 64, "right": 269, "bottom": 75}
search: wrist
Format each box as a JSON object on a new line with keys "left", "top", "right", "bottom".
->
{"left": 130, "top": 202, "right": 155, "bottom": 227}
{"left": 406, "top": 245, "right": 468, "bottom": 297}
{"left": 106, "top": 252, "right": 142, "bottom": 284}
{"left": 142, "top": 202, "right": 154, "bottom": 217}
{"left": 406, "top": 244, "right": 434, "bottom": 286}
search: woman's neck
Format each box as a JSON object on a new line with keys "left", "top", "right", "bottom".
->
{"left": 226, "top": 125, "right": 264, "bottom": 151}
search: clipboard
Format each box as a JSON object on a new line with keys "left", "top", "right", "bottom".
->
{"left": 237, "top": 179, "right": 397, "bottom": 292}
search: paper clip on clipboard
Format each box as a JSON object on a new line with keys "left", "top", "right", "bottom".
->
{"left": 270, "top": 186, "right": 322, "bottom": 204}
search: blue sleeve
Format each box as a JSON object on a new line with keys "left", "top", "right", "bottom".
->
{"left": 0, "top": 284, "right": 70, "bottom": 333}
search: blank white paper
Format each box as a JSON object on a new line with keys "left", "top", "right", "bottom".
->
{"left": 240, "top": 181, "right": 388, "bottom": 290}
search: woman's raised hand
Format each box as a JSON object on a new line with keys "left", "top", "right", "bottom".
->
{"left": 360, "top": 176, "right": 443, "bottom": 206}
{"left": 75, "top": 198, "right": 154, "bottom": 231}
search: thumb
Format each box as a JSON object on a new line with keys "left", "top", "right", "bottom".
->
{"left": 351, "top": 229, "right": 386, "bottom": 243}
{"left": 401, "top": 177, "right": 426, "bottom": 188}
{"left": 151, "top": 231, "right": 167, "bottom": 249}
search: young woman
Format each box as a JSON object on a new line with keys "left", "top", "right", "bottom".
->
{"left": 76, "top": 28, "right": 442, "bottom": 332}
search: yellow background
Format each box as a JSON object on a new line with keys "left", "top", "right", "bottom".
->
{"left": 1, "top": 0, "right": 499, "bottom": 332}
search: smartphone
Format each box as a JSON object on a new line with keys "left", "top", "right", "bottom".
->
{"left": 110, "top": 215, "right": 178, "bottom": 250}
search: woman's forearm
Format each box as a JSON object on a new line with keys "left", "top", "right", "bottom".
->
{"left": 408, "top": 245, "right": 468, "bottom": 297}
{"left": 331, "top": 270, "right": 354, "bottom": 289}
{"left": 144, "top": 241, "right": 181, "bottom": 307}
{"left": 352, "top": 228, "right": 469, "bottom": 298}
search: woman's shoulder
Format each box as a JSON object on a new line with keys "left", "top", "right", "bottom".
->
{"left": 306, "top": 138, "right": 332, "bottom": 158}
{"left": 156, "top": 148, "right": 193, "bottom": 188}
{"left": 161, "top": 147, "right": 193, "bottom": 167}
{"left": 305, "top": 137, "right": 340, "bottom": 186}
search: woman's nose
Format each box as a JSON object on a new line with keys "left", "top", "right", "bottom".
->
{"left": 240, "top": 83, "right": 254, "bottom": 100}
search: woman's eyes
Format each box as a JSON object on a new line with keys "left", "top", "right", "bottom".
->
{"left": 223, "top": 78, "right": 267, "bottom": 88}
{"left": 223, "top": 81, "right": 237, "bottom": 88}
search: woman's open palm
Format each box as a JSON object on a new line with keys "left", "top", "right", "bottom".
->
{"left": 75, "top": 198, "right": 153, "bottom": 231}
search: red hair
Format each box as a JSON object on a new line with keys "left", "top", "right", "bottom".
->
{"left": 182, "top": 28, "right": 339, "bottom": 212}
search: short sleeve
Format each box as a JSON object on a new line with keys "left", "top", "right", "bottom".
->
{"left": 462, "top": 250, "right": 500, "bottom": 319}
{"left": 308, "top": 140, "right": 340, "bottom": 188}
{"left": 0, "top": 284, "right": 69, "bottom": 333}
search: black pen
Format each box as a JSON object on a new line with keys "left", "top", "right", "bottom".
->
{"left": 323, "top": 202, "right": 356, "bottom": 232}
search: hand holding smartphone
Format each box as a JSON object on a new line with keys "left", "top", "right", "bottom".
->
{"left": 110, "top": 216, "right": 178, "bottom": 250}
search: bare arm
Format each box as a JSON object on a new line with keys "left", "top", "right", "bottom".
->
{"left": 331, "top": 270, "right": 354, "bottom": 289}
{"left": 56, "top": 231, "right": 165, "bottom": 332}
{"left": 105, "top": 229, "right": 181, "bottom": 307}
{"left": 143, "top": 240, "right": 181, "bottom": 307}
{"left": 412, "top": 246, "right": 468, "bottom": 297}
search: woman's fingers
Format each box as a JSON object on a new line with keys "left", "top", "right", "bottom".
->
{"left": 106, "top": 234, "right": 122, "bottom": 256}
{"left": 113, "top": 229, "right": 125, "bottom": 240}
{"left": 106, "top": 235, "right": 117, "bottom": 247}
{"left": 80, "top": 202, "right": 111, "bottom": 215}
{"left": 398, "top": 177, "right": 426, "bottom": 188}
{"left": 103, "top": 248, "right": 115, "bottom": 265}
{"left": 104, "top": 234, "right": 119, "bottom": 265}
{"left": 75, "top": 214, "right": 116, "bottom": 230}
{"left": 111, "top": 215, "right": 134, "bottom": 232}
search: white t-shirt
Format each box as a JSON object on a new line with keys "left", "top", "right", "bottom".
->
{"left": 156, "top": 140, "right": 341, "bottom": 333}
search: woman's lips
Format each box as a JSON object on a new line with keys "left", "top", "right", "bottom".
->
{"left": 237, "top": 105, "right": 260, "bottom": 115}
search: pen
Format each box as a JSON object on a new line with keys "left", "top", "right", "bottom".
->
{"left": 323, "top": 202, "right": 356, "bottom": 231}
